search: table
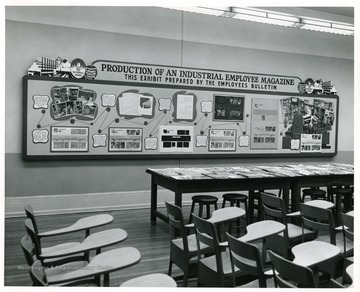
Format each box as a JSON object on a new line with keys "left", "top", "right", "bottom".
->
{"left": 146, "top": 164, "right": 353, "bottom": 225}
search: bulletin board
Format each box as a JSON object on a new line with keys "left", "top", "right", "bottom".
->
{"left": 23, "top": 75, "right": 339, "bottom": 160}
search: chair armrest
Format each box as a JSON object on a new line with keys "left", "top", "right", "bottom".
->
{"left": 219, "top": 241, "right": 228, "bottom": 247}
{"left": 38, "top": 214, "right": 113, "bottom": 237}
{"left": 286, "top": 211, "right": 301, "bottom": 217}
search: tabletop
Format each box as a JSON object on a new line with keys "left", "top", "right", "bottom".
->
{"left": 41, "top": 228, "right": 128, "bottom": 258}
{"left": 292, "top": 241, "right": 341, "bottom": 267}
{"left": 38, "top": 214, "right": 114, "bottom": 237}
{"left": 207, "top": 207, "right": 246, "bottom": 224}
{"left": 47, "top": 247, "right": 141, "bottom": 284}
{"left": 238, "top": 220, "right": 286, "bottom": 242}
{"left": 347, "top": 210, "right": 354, "bottom": 217}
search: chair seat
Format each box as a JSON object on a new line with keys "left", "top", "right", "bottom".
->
{"left": 192, "top": 195, "right": 218, "bottom": 203}
{"left": 172, "top": 234, "right": 209, "bottom": 253}
{"left": 120, "top": 273, "right": 177, "bottom": 287}
{"left": 200, "top": 249, "right": 239, "bottom": 275}
{"left": 287, "top": 223, "right": 315, "bottom": 240}
{"left": 223, "top": 193, "right": 248, "bottom": 202}
{"left": 45, "top": 261, "right": 89, "bottom": 278}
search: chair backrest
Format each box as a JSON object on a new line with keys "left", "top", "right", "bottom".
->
{"left": 30, "top": 260, "right": 48, "bottom": 286}
{"left": 226, "top": 232, "right": 266, "bottom": 287}
{"left": 192, "top": 214, "right": 222, "bottom": 268}
{"left": 341, "top": 213, "right": 354, "bottom": 241}
{"left": 269, "top": 250, "right": 317, "bottom": 288}
{"left": 165, "top": 202, "right": 189, "bottom": 251}
{"left": 261, "top": 192, "right": 288, "bottom": 224}
{"left": 20, "top": 235, "right": 37, "bottom": 267}
{"left": 300, "top": 203, "right": 336, "bottom": 245}
{"left": 24, "top": 205, "right": 39, "bottom": 234}
{"left": 24, "top": 218, "right": 42, "bottom": 256}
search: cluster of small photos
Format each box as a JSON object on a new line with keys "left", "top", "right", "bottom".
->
{"left": 298, "top": 78, "right": 337, "bottom": 95}
{"left": 28, "top": 56, "right": 97, "bottom": 80}
{"left": 51, "top": 86, "right": 97, "bottom": 120}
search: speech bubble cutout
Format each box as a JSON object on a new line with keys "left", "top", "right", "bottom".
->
{"left": 101, "top": 94, "right": 116, "bottom": 107}
{"left": 291, "top": 139, "right": 300, "bottom": 150}
{"left": 239, "top": 135, "right": 249, "bottom": 147}
{"left": 33, "top": 95, "right": 50, "bottom": 109}
{"left": 196, "top": 135, "right": 208, "bottom": 147}
{"left": 159, "top": 98, "right": 171, "bottom": 111}
{"left": 145, "top": 137, "right": 158, "bottom": 150}
{"left": 201, "top": 101, "right": 212, "bottom": 113}
{"left": 32, "top": 129, "right": 49, "bottom": 143}
{"left": 93, "top": 134, "right": 107, "bottom": 147}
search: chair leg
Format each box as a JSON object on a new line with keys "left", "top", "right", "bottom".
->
{"left": 206, "top": 204, "right": 211, "bottom": 219}
{"left": 189, "top": 201, "right": 195, "bottom": 223}
{"left": 182, "top": 267, "right": 189, "bottom": 287}
{"left": 199, "top": 204, "right": 203, "bottom": 218}
{"left": 168, "top": 260, "right": 173, "bottom": 276}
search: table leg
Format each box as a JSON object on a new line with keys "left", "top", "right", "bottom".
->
{"left": 175, "top": 191, "right": 182, "bottom": 208}
{"left": 150, "top": 176, "right": 158, "bottom": 225}
{"left": 248, "top": 190, "right": 255, "bottom": 223}
{"left": 282, "top": 187, "right": 290, "bottom": 213}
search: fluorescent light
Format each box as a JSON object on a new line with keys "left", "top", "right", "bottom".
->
{"left": 301, "top": 24, "right": 354, "bottom": 35}
{"left": 233, "top": 13, "right": 297, "bottom": 27}
{"left": 231, "top": 7, "right": 267, "bottom": 17}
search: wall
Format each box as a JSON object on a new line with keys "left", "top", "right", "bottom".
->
{"left": 5, "top": 7, "right": 354, "bottom": 217}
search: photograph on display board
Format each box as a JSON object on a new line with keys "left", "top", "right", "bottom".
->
{"left": 158, "top": 125, "right": 193, "bottom": 152}
{"left": 250, "top": 98, "right": 279, "bottom": 149}
{"left": 50, "top": 126, "right": 89, "bottom": 152}
{"left": 281, "top": 97, "right": 335, "bottom": 149}
{"left": 213, "top": 95, "right": 244, "bottom": 121}
{"left": 108, "top": 127, "right": 142, "bottom": 152}
{"left": 209, "top": 129, "right": 236, "bottom": 151}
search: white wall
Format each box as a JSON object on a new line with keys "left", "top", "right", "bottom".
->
{"left": 5, "top": 6, "right": 354, "bottom": 216}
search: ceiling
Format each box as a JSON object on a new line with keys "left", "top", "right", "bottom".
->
{"left": 303, "top": 7, "right": 354, "bottom": 18}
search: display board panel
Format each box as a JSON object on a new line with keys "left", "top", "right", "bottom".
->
{"left": 23, "top": 76, "right": 338, "bottom": 160}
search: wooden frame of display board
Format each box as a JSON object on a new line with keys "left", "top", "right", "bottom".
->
{"left": 23, "top": 75, "right": 339, "bottom": 160}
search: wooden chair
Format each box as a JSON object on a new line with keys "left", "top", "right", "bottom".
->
{"left": 226, "top": 232, "right": 273, "bottom": 287}
{"left": 21, "top": 234, "right": 92, "bottom": 285}
{"left": 24, "top": 204, "right": 113, "bottom": 238}
{"left": 299, "top": 203, "right": 337, "bottom": 245}
{"left": 120, "top": 273, "right": 177, "bottom": 287}
{"left": 29, "top": 247, "right": 141, "bottom": 286}
{"left": 341, "top": 212, "right": 354, "bottom": 256}
{"left": 261, "top": 193, "right": 315, "bottom": 259}
{"left": 192, "top": 214, "right": 244, "bottom": 287}
{"left": 269, "top": 250, "right": 317, "bottom": 288}
{"left": 24, "top": 219, "right": 127, "bottom": 266}
{"left": 300, "top": 203, "right": 343, "bottom": 279}
{"left": 165, "top": 201, "right": 211, "bottom": 287}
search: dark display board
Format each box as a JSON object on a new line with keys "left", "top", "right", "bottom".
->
{"left": 23, "top": 76, "right": 338, "bottom": 160}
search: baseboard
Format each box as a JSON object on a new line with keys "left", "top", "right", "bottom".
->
{"left": 5, "top": 190, "right": 221, "bottom": 218}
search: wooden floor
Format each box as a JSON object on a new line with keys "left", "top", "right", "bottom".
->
{"left": 5, "top": 207, "right": 180, "bottom": 287}
{"left": 4, "top": 205, "right": 351, "bottom": 287}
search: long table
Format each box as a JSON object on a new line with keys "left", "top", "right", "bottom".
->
{"left": 146, "top": 164, "right": 353, "bottom": 225}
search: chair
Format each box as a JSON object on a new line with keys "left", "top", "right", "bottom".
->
{"left": 300, "top": 203, "right": 337, "bottom": 245}
{"left": 24, "top": 219, "right": 128, "bottom": 267}
{"left": 261, "top": 193, "right": 315, "bottom": 259}
{"left": 269, "top": 250, "right": 317, "bottom": 288}
{"left": 188, "top": 195, "right": 218, "bottom": 223}
{"left": 226, "top": 232, "right": 273, "bottom": 287}
{"left": 165, "top": 201, "right": 211, "bottom": 287}
{"left": 249, "top": 190, "right": 281, "bottom": 223}
{"left": 21, "top": 235, "right": 91, "bottom": 284}
{"left": 301, "top": 187, "right": 327, "bottom": 202}
{"left": 24, "top": 204, "right": 113, "bottom": 238}
{"left": 192, "top": 214, "right": 244, "bottom": 287}
{"left": 24, "top": 219, "right": 86, "bottom": 267}
{"left": 300, "top": 203, "right": 343, "bottom": 279}
{"left": 29, "top": 247, "right": 141, "bottom": 287}
{"left": 120, "top": 273, "right": 177, "bottom": 287}
{"left": 341, "top": 212, "right": 354, "bottom": 256}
